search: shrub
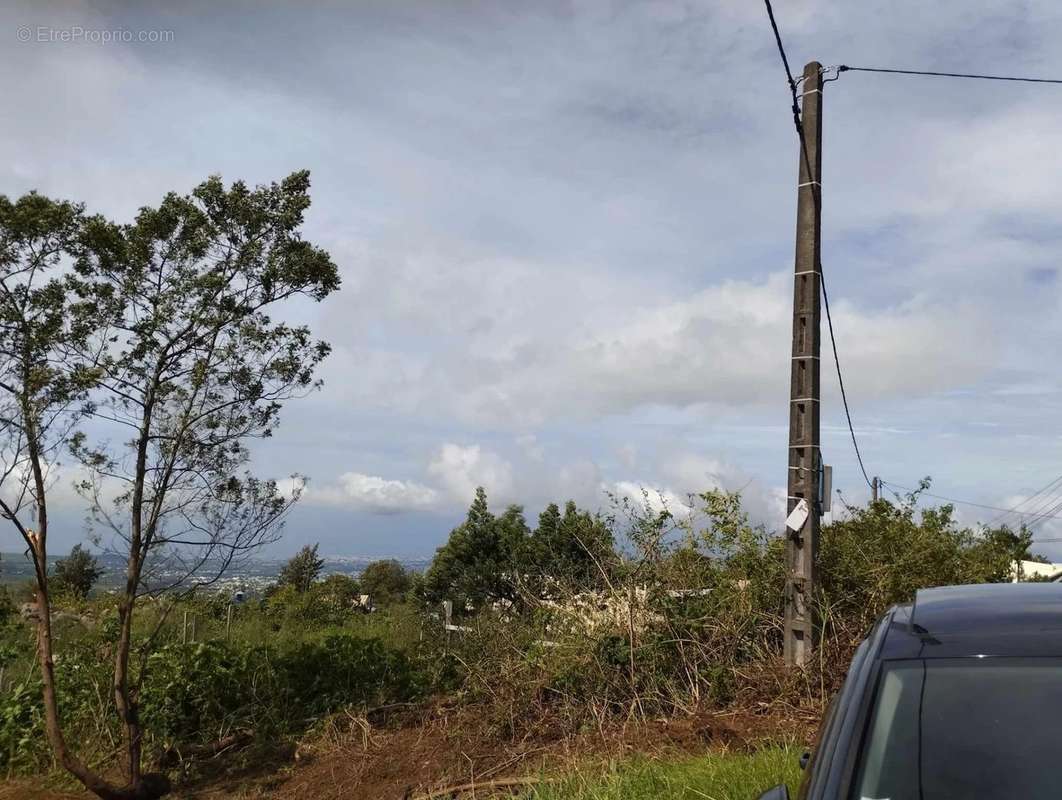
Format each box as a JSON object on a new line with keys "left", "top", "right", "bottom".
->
{"left": 359, "top": 560, "right": 410, "bottom": 605}
{"left": 140, "top": 634, "right": 415, "bottom": 746}
{"left": 279, "top": 634, "right": 414, "bottom": 713}
{"left": 0, "top": 680, "right": 45, "bottom": 773}
{"left": 51, "top": 544, "right": 104, "bottom": 599}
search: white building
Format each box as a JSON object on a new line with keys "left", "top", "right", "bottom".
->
{"left": 1011, "top": 560, "right": 1062, "bottom": 582}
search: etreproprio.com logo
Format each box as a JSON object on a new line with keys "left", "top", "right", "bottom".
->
{"left": 17, "top": 25, "right": 175, "bottom": 44}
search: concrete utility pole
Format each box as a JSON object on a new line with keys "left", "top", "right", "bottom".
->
{"left": 784, "top": 61, "right": 824, "bottom": 668}
{"left": 872, "top": 476, "right": 880, "bottom": 503}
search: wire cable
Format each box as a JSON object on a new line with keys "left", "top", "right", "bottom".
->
{"left": 762, "top": 0, "right": 801, "bottom": 129}
{"left": 880, "top": 480, "right": 1062, "bottom": 522}
{"left": 762, "top": 0, "right": 875, "bottom": 491}
{"left": 839, "top": 65, "right": 1062, "bottom": 85}
{"left": 1024, "top": 493, "right": 1062, "bottom": 528}
{"left": 1009, "top": 482, "right": 1062, "bottom": 527}
{"left": 985, "top": 474, "right": 1062, "bottom": 526}
{"left": 822, "top": 270, "right": 873, "bottom": 489}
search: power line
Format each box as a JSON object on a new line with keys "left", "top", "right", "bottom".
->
{"left": 1024, "top": 493, "right": 1062, "bottom": 528}
{"left": 985, "top": 474, "right": 1062, "bottom": 526}
{"left": 880, "top": 480, "right": 1062, "bottom": 522}
{"left": 762, "top": 0, "right": 874, "bottom": 491}
{"left": 762, "top": 0, "right": 799, "bottom": 111}
{"left": 822, "top": 269, "right": 872, "bottom": 489}
{"left": 839, "top": 65, "right": 1062, "bottom": 85}
{"left": 1008, "top": 482, "right": 1062, "bottom": 527}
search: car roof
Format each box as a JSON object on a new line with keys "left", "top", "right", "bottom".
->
{"left": 880, "top": 583, "right": 1062, "bottom": 660}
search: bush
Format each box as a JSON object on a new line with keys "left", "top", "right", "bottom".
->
{"left": 0, "top": 681, "right": 45, "bottom": 772}
{"left": 265, "top": 578, "right": 362, "bottom": 627}
{"left": 0, "top": 628, "right": 417, "bottom": 776}
{"left": 140, "top": 634, "right": 415, "bottom": 746}
{"left": 141, "top": 641, "right": 277, "bottom": 744}
{"left": 279, "top": 634, "right": 414, "bottom": 713}
{"left": 359, "top": 560, "right": 410, "bottom": 605}
{"left": 429, "top": 486, "right": 1034, "bottom": 723}
{"left": 51, "top": 544, "right": 104, "bottom": 599}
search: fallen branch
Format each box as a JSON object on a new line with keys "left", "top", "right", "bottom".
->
{"left": 158, "top": 728, "right": 254, "bottom": 767}
{"left": 411, "top": 775, "right": 553, "bottom": 799}
{"left": 365, "top": 701, "right": 419, "bottom": 717}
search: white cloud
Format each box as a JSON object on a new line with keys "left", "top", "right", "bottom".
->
{"left": 8, "top": 0, "right": 1062, "bottom": 556}
{"left": 610, "top": 481, "right": 692, "bottom": 517}
{"left": 327, "top": 263, "right": 991, "bottom": 430}
{"left": 427, "top": 443, "right": 514, "bottom": 506}
{"left": 309, "top": 472, "right": 439, "bottom": 514}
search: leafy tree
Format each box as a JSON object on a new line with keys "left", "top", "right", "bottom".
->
{"left": 0, "top": 172, "right": 340, "bottom": 800}
{"left": 818, "top": 486, "right": 1033, "bottom": 636}
{"left": 278, "top": 543, "right": 325, "bottom": 593}
{"left": 359, "top": 559, "right": 410, "bottom": 605}
{"left": 0, "top": 192, "right": 122, "bottom": 797}
{"left": 52, "top": 544, "right": 104, "bottom": 599}
{"left": 420, "top": 487, "right": 529, "bottom": 609}
{"left": 315, "top": 573, "right": 362, "bottom": 611}
{"left": 528, "top": 501, "right": 615, "bottom": 593}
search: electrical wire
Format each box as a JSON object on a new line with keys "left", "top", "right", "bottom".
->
{"left": 879, "top": 480, "right": 1062, "bottom": 522}
{"left": 1009, "top": 483, "right": 1062, "bottom": 527}
{"left": 762, "top": 0, "right": 800, "bottom": 126}
{"left": 1024, "top": 493, "right": 1062, "bottom": 528}
{"left": 838, "top": 65, "right": 1062, "bottom": 85}
{"left": 762, "top": 0, "right": 875, "bottom": 491}
{"left": 985, "top": 474, "right": 1062, "bottom": 526}
{"left": 822, "top": 269, "right": 873, "bottom": 490}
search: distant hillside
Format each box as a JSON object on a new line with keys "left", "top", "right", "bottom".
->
{"left": 0, "top": 551, "right": 429, "bottom": 593}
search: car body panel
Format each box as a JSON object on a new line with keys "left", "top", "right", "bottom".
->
{"left": 794, "top": 583, "right": 1062, "bottom": 800}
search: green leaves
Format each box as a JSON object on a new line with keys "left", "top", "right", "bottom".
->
{"left": 277, "top": 543, "right": 325, "bottom": 594}
{"left": 359, "top": 559, "right": 411, "bottom": 606}
{"left": 51, "top": 544, "right": 104, "bottom": 600}
{"left": 138, "top": 635, "right": 414, "bottom": 745}
{"left": 420, "top": 489, "right": 616, "bottom": 610}
{"left": 420, "top": 487, "right": 530, "bottom": 609}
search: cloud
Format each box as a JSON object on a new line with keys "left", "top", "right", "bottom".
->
{"left": 427, "top": 443, "right": 514, "bottom": 506}
{"left": 383, "top": 270, "right": 987, "bottom": 428}
{"left": 8, "top": 0, "right": 1062, "bottom": 556}
{"left": 309, "top": 472, "right": 439, "bottom": 514}
{"left": 610, "top": 481, "right": 692, "bottom": 517}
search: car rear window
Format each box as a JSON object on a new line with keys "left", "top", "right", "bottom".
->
{"left": 852, "top": 658, "right": 1062, "bottom": 800}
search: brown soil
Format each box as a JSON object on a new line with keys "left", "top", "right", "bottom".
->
{"left": 3, "top": 703, "right": 819, "bottom": 800}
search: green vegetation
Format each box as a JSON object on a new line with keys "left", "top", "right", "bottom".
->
{"left": 51, "top": 545, "right": 104, "bottom": 600}
{"left": 527, "top": 746, "right": 803, "bottom": 800}
{"left": 0, "top": 174, "right": 339, "bottom": 798}
{"left": 359, "top": 559, "right": 411, "bottom": 605}
{"left": 419, "top": 487, "right": 616, "bottom": 609}
{"left": 277, "top": 543, "right": 326, "bottom": 593}
{"left": 0, "top": 600, "right": 424, "bottom": 779}
{"left": 0, "top": 481, "right": 1035, "bottom": 796}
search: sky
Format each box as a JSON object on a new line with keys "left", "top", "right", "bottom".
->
{"left": 5, "top": 0, "right": 1062, "bottom": 559}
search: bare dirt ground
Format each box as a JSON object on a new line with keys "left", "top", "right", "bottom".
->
{"left": 3, "top": 703, "right": 818, "bottom": 800}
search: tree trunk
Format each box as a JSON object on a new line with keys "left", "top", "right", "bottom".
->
{"left": 34, "top": 553, "right": 170, "bottom": 799}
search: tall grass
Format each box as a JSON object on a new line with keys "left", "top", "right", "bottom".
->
{"left": 527, "top": 746, "right": 802, "bottom": 800}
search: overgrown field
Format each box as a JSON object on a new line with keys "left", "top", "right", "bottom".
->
{"left": 1, "top": 485, "right": 1034, "bottom": 795}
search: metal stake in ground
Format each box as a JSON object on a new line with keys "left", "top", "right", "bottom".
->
{"left": 784, "top": 61, "right": 824, "bottom": 668}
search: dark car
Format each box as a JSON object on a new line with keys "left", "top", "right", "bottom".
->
{"left": 758, "top": 582, "right": 1062, "bottom": 800}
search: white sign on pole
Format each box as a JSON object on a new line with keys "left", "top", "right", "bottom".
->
{"left": 785, "top": 498, "right": 810, "bottom": 532}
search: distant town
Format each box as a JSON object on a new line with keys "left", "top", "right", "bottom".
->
{"left": 0, "top": 551, "right": 430, "bottom": 596}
